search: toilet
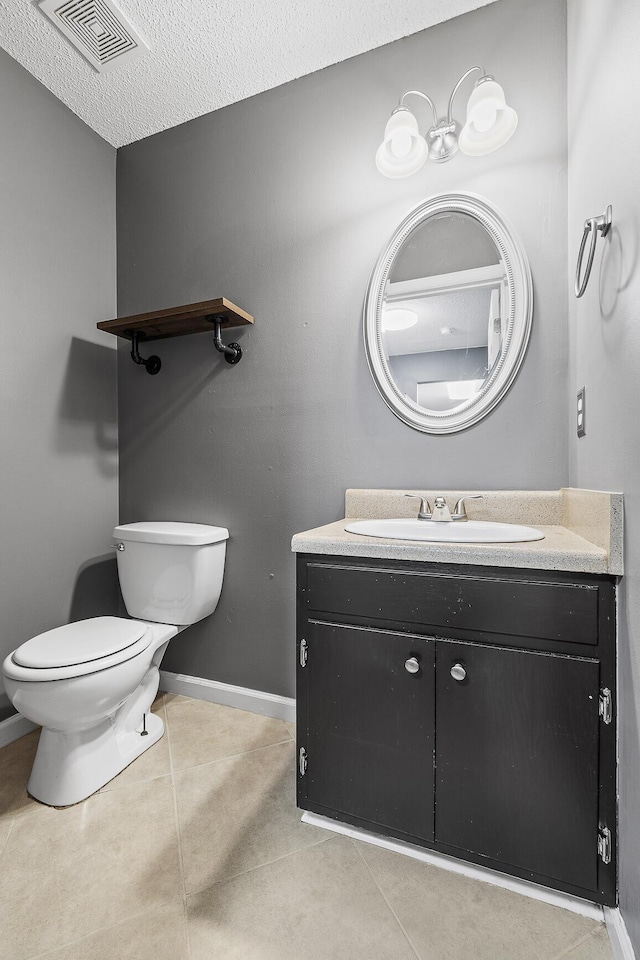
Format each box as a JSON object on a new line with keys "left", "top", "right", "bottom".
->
{"left": 2, "top": 521, "right": 228, "bottom": 807}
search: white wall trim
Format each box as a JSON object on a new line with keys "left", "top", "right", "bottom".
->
{"left": 301, "top": 811, "right": 605, "bottom": 922}
{"left": 605, "top": 908, "right": 637, "bottom": 960}
{"left": 0, "top": 713, "right": 38, "bottom": 749}
{"left": 159, "top": 670, "right": 296, "bottom": 722}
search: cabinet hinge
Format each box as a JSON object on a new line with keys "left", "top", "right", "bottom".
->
{"left": 299, "top": 638, "right": 308, "bottom": 667}
{"left": 599, "top": 688, "right": 613, "bottom": 725}
{"left": 299, "top": 746, "right": 308, "bottom": 777}
{"left": 598, "top": 825, "right": 612, "bottom": 865}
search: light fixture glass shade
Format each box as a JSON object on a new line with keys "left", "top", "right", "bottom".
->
{"left": 375, "top": 108, "right": 428, "bottom": 178}
{"left": 382, "top": 308, "right": 419, "bottom": 331}
{"left": 458, "top": 79, "right": 518, "bottom": 156}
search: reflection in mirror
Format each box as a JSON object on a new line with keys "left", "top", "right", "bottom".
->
{"left": 364, "top": 193, "right": 533, "bottom": 434}
{"left": 382, "top": 212, "right": 507, "bottom": 412}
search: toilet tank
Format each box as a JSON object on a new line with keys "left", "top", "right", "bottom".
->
{"left": 112, "top": 522, "right": 229, "bottom": 626}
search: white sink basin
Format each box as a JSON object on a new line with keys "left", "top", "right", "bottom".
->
{"left": 344, "top": 519, "right": 545, "bottom": 544}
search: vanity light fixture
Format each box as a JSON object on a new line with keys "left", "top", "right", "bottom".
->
{"left": 375, "top": 66, "right": 517, "bottom": 179}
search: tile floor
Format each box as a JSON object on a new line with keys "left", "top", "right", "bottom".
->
{"left": 0, "top": 694, "right": 615, "bottom": 960}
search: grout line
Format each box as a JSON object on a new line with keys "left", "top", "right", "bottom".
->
{"left": 170, "top": 736, "right": 295, "bottom": 776}
{"left": 184, "top": 835, "right": 334, "bottom": 901}
{"left": 549, "top": 927, "right": 608, "bottom": 960}
{"left": 98, "top": 768, "right": 173, "bottom": 795}
{"left": 352, "top": 840, "right": 423, "bottom": 960}
{"left": 179, "top": 894, "right": 191, "bottom": 960}
{"left": 0, "top": 813, "right": 18, "bottom": 860}
{"left": 163, "top": 694, "right": 192, "bottom": 959}
{"left": 23, "top": 901, "right": 187, "bottom": 960}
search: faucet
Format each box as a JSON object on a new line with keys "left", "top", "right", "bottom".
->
{"left": 404, "top": 494, "right": 432, "bottom": 520}
{"left": 404, "top": 493, "right": 483, "bottom": 522}
{"left": 431, "top": 496, "right": 453, "bottom": 522}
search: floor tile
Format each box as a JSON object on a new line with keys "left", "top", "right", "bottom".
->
{"left": 0, "top": 776, "right": 182, "bottom": 960}
{"left": 0, "top": 693, "right": 616, "bottom": 960}
{"left": 99, "top": 692, "right": 170, "bottom": 793}
{"left": 356, "top": 842, "right": 601, "bottom": 960}
{"left": 166, "top": 698, "right": 292, "bottom": 771}
{"left": 34, "top": 901, "right": 189, "bottom": 960}
{"left": 0, "top": 730, "right": 40, "bottom": 820}
{"left": 187, "top": 836, "right": 418, "bottom": 960}
{"left": 557, "top": 926, "right": 614, "bottom": 960}
{"left": 175, "top": 739, "right": 327, "bottom": 893}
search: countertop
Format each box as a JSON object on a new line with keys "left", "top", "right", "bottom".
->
{"left": 291, "top": 488, "right": 623, "bottom": 576}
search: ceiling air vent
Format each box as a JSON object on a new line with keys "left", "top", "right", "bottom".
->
{"left": 38, "top": 0, "right": 148, "bottom": 73}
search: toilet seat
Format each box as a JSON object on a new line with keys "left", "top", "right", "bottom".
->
{"left": 3, "top": 617, "right": 152, "bottom": 682}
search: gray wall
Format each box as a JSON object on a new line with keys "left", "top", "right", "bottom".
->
{"left": 567, "top": 0, "right": 640, "bottom": 949}
{"left": 117, "top": 0, "right": 567, "bottom": 698}
{"left": 0, "top": 52, "right": 118, "bottom": 719}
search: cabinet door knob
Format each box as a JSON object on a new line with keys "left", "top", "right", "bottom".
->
{"left": 404, "top": 657, "right": 420, "bottom": 674}
{"left": 450, "top": 663, "right": 467, "bottom": 681}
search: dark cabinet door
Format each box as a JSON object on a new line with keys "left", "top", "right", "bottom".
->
{"left": 435, "top": 641, "right": 601, "bottom": 890}
{"left": 299, "top": 622, "right": 435, "bottom": 842}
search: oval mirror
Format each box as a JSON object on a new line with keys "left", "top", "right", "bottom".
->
{"left": 364, "top": 193, "right": 533, "bottom": 434}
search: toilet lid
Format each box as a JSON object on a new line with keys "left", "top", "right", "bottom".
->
{"left": 14, "top": 617, "right": 149, "bottom": 669}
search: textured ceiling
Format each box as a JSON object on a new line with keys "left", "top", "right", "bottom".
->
{"left": 0, "top": 0, "right": 497, "bottom": 148}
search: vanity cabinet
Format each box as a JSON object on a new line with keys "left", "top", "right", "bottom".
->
{"left": 296, "top": 554, "right": 617, "bottom": 906}
{"left": 301, "top": 621, "right": 435, "bottom": 842}
{"left": 436, "top": 642, "right": 600, "bottom": 891}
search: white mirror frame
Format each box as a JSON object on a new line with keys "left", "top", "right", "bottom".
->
{"left": 364, "top": 192, "right": 533, "bottom": 434}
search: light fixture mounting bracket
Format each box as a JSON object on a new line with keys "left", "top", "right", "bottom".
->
{"left": 427, "top": 119, "right": 460, "bottom": 163}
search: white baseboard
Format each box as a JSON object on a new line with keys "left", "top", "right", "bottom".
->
{"left": 159, "top": 670, "right": 296, "bottom": 723}
{"left": 301, "top": 812, "right": 604, "bottom": 922}
{"left": 0, "top": 712, "right": 38, "bottom": 749}
{"left": 605, "top": 908, "right": 637, "bottom": 960}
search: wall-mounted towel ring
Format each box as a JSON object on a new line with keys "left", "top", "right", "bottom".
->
{"left": 575, "top": 204, "right": 612, "bottom": 298}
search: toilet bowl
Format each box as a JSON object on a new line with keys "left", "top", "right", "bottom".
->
{"left": 2, "top": 521, "right": 228, "bottom": 807}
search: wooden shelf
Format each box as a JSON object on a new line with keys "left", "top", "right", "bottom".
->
{"left": 97, "top": 297, "right": 253, "bottom": 342}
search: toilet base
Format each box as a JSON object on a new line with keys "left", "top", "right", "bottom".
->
{"left": 27, "top": 710, "right": 164, "bottom": 807}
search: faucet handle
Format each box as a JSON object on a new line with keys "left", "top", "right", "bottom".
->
{"left": 404, "top": 494, "right": 432, "bottom": 520}
{"left": 452, "top": 495, "right": 483, "bottom": 521}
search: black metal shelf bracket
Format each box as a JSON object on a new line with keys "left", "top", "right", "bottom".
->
{"left": 207, "top": 314, "right": 243, "bottom": 364}
{"left": 130, "top": 331, "right": 161, "bottom": 375}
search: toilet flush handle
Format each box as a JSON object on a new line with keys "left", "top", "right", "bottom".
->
{"left": 110, "top": 542, "right": 125, "bottom": 552}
